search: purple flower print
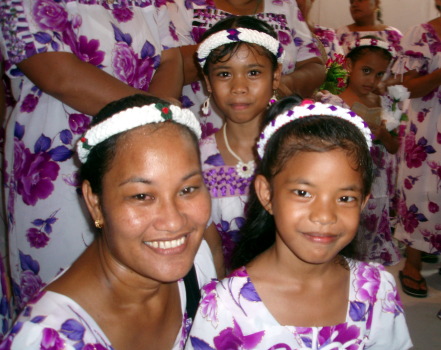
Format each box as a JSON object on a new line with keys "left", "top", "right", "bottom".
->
{"left": 318, "top": 324, "right": 361, "bottom": 349}
{"left": 404, "top": 133, "right": 428, "bottom": 168}
{"left": 397, "top": 201, "right": 427, "bottom": 233}
{"left": 201, "top": 122, "right": 218, "bottom": 139}
{"left": 40, "top": 328, "right": 65, "bottom": 350}
{"left": 19, "top": 270, "right": 44, "bottom": 309}
{"left": 277, "top": 31, "right": 291, "bottom": 46}
{"left": 382, "top": 289, "right": 401, "bottom": 315}
{"left": 76, "top": 36, "right": 105, "bottom": 66}
{"left": 13, "top": 138, "right": 27, "bottom": 179}
{"left": 430, "top": 234, "right": 441, "bottom": 252}
{"left": 20, "top": 94, "right": 39, "bottom": 113}
{"left": 84, "top": 345, "right": 107, "bottom": 350}
{"left": 354, "top": 263, "right": 380, "bottom": 302}
{"left": 32, "top": 0, "right": 68, "bottom": 32}
{"left": 192, "top": 27, "right": 207, "bottom": 44}
{"left": 429, "top": 201, "right": 439, "bottom": 213}
{"left": 134, "top": 55, "right": 159, "bottom": 91}
{"left": 16, "top": 150, "right": 60, "bottom": 206}
{"left": 68, "top": 113, "right": 90, "bottom": 135}
{"left": 26, "top": 228, "right": 49, "bottom": 248}
{"left": 112, "top": 7, "right": 134, "bottom": 23}
{"left": 112, "top": 42, "right": 138, "bottom": 85}
{"left": 213, "top": 320, "right": 265, "bottom": 350}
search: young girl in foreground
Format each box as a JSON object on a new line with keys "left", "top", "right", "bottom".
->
{"left": 196, "top": 16, "right": 283, "bottom": 276}
{"left": 186, "top": 99, "right": 412, "bottom": 349}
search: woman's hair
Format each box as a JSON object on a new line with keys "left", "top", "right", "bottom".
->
{"left": 346, "top": 36, "right": 393, "bottom": 63}
{"left": 231, "top": 96, "right": 374, "bottom": 269}
{"left": 200, "top": 15, "right": 279, "bottom": 75}
{"left": 79, "top": 94, "right": 200, "bottom": 196}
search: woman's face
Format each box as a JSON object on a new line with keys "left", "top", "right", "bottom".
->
{"left": 349, "top": 0, "right": 377, "bottom": 22}
{"left": 84, "top": 123, "right": 210, "bottom": 283}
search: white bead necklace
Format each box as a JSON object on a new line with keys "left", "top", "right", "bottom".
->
{"left": 222, "top": 124, "right": 256, "bottom": 179}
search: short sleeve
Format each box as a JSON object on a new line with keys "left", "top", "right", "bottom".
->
{"left": 194, "top": 239, "right": 217, "bottom": 286}
{"left": 366, "top": 268, "right": 413, "bottom": 349}
{"left": 0, "top": 0, "right": 73, "bottom": 67}
{"left": 156, "top": 4, "right": 180, "bottom": 49}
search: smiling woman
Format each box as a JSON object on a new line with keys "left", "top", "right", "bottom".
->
{"left": 0, "top": 95, "right": 216, "bottom": 349}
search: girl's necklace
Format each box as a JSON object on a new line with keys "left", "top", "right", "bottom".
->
{"left": 222, "top": 124, "right": 256, "bottom": 179}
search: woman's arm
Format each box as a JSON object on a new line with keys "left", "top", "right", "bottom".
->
{"left": 148, "top": 47, "right": 184, "bottom": 101}
{"left": 204, "top": 223, "right": 225, "bottom": 279}
{"left": 18, "top": 52, "right": 150, "bottom": 116}
{"left": 403, "top": 69, "right": 441, "bottom": 99}
{"left": 279, "top": 57, "right": 325, "bottom": 98}
{"left": 179, "top": 45, "right": 201, "bottom": 86}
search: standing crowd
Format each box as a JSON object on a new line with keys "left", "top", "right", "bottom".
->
{"left": 0, "top": 0, "right": 439, "bottom": 349}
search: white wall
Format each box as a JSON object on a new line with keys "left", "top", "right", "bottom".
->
{"left": 309, "top": 0, "right": 439, "bottom": 34}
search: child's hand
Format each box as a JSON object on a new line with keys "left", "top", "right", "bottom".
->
{"left": 368, "top": 120, "right": 388, "bottom": 139}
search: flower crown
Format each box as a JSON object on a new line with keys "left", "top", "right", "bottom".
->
{"left": 197, "top": 28, "right": 284, "bottom": 68}
{"left": 257, "top": 101, "right": 373, "bottom": 159}
{"left": 347, "top": 38, "right": 396, "bottom": 58}
{"left": 77, "top": 103, "right": 202, "bottom": 163}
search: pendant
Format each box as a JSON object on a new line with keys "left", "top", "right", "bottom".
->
{"left": 235, "top": 160, "right": 256, "bottom": 179}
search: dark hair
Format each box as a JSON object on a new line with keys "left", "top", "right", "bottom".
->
{"left": 79, "top": 94, "right": 200, "bottom": 196}
{"left": 346, "top": 35, "right": 393, "bottom": 63}
{"left": 231, "top": 97, "right": 374, "bottom": 269}
{"left": 200, "top": 15, "right": 279, "bottom": 75}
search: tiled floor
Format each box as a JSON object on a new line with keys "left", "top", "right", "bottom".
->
{"left": 386, "top": 258, "right": 441, "bottom": 349}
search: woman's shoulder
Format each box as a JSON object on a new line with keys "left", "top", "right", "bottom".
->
{"left": 1, "top": 290, "right": 112, "bottom": 349}
{"left": 199, "top": 133, "right": 223, "bottom": 168}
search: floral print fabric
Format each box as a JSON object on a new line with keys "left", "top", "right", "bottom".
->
{"left": 318, "top": 93, "right": 401, "bottom": 265}
{"left": 200, "top": 135, "right": 253, "bottom": 270}
{"left": 166, "top": 0, "right": 321, "bottom": 138}
{"left": 0, "top": 241, "right": 216, "bottom": 349}
{"left": 313, "top": 24, "right": 344, "bottom": 61}
{"left": 186, "top": 260, "right": 412, "bottom": 350}
{"left": 391, "top": 23, "right": 441, "bottom": 254}
{"left": 0, "top": 0, "right": 177, "bottom": 336}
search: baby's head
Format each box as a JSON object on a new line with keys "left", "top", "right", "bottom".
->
{"left": 197, "top": 15, "right": 283, "bottom": 76}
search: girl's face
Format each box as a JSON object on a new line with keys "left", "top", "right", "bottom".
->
{"left": 349, "top": 0, "right": 377, "bottom": 21}
{"left": 83, "top": 124, "right": 210, "bottom": 283}
{"left": 346, "top": 51, "right": 390, "bottom": 97}
{"left": 255, "top": 149, "right": 368, "bottom": 265}
{"left": 205, "top": 44, "right": 281, "bottom": 125}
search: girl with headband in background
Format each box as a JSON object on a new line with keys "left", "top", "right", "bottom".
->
{"left": 319, "top": 37, "right": 402, "bottom": 267}
{"left": 196, "top": 16, "right": 283, "bottom": 277}
{"left": 186, "top": 99, "right": 412, "bottom": 349}
{"left": 0, "top": 94, "right": 216, "bottom": 349}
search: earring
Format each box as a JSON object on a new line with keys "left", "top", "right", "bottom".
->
{"left": 202, "top": 95, "right": 211, "bottom": 115}
{"left": 94, "top": 219, "right": 103, "bottom": 229}
{"left": 268, "top": 90, "right": 278, "bottom": 106}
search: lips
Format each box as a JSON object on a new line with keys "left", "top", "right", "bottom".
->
{"left": 229, "top": 102, "right": 251, "bottom": 110}
{"left": 303, "top": 232, "right": 339, "bottom": 244}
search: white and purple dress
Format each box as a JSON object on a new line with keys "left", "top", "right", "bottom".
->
{"left": 391, "top": 23, "right": 441, "bottom": 254}
{"left": 0, "top": 0, "right": 178, "bottom": 334}
{"left": 313, "top": 24, "right": 344, "bottom": 61}
{"left": 167, "top": 0, "right": 321, "bottom": 137}
{"left": 0, "top": 241, "right": 216, "bottom": 350}
{"left": 200, "top": 134, "right": 254, "bottom": 269}
{"left": 186, "top": 260, "right": 412, "bottom": 349}
{"left": 318, "top": 93, "right": 401, "bottom": 265}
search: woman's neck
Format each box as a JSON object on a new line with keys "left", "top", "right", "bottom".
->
{"left": 214, "top": 0, "right": 263, "bottom": 15}
{"left": 349, "top": 22, "right": 386, "bottom": 32}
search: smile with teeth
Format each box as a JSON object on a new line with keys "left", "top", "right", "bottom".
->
{"left": 144, "top": 236, "right": 186, "bottom": 249}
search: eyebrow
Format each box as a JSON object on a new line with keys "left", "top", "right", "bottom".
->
{"left": 286, "top": 178, "right": 363, "bottom": 192}
{"left": 118, "top": 170, "right": 202, "bottom": 187}
{"left": 211, "top": 62, "right": 265, "bottom": 70}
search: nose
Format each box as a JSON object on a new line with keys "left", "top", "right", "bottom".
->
{"left": 309, "top": 197, "right": 337, "bottom": 225}
{"left": 153, "top": 197, "right": 186, "bottom": 233}
{"left": 231, "top": 75, "right": 248, "bottom": 95}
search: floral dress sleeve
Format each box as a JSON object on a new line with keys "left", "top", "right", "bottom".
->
{"left": 364, "top": 266, "right": 412, "bottom": 349}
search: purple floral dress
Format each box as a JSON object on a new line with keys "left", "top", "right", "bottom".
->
{"left": 167, "top": 0, "right": 321, "bottom": 138}
{"left": 0, "top": 241, "right": 216, "bottom": 350}
{"left": 318, "top": 93, "right": 401, "bottom": 266}
{"left": 0, "top": 0, "right": 178, "bottom": 335}
{"left": 186, "top": 260, "right": 412, "bottom": 350}
{"left": 313, "top": 24, "right": 344, "bottom": 61}
{"left": 391, "top": 23, "right": 441, "bottom": 254}
{"left": 336, "top": 26, "right": 403, "bottom": 55}
{"left": 200, "top": 135, "right": 253, "bottom": 270}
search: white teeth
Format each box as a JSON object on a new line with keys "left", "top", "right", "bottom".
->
{"left": 144, "top": 236, "right": 186, "bottom": 249}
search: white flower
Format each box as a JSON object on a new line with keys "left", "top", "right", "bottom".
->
{"left": 387, "top": 85, "right": 410, "bottom": 102}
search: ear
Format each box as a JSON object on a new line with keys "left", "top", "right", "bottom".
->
{"left": 254, "top": 175, "right": 273, "bottom": 214}
{"left": 203, "top": 74, "right": 212, "bottom": 94}
{"left": 272, "top": 63, "right": 283, "bottom": 90}
{"left": 82, "top": 180, "right": 104, "bottom": 225}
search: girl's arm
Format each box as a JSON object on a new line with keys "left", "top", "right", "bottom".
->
{"left": 403, "top": 69, "right": 441, "bottom": 99}
{"left": 179, "top": 45, "right": 201, "bottom": 86}
{"left": 279, "top": 57, "right": 326, "bottom": 98}
{"left": 148, "top": 47, "right": 184, "bottom": 101}
{"left": 17, "top": 52, "right": 151, "bottom": 116}
{"left": 369, "top": 121, "right": 400, "bottom": 154}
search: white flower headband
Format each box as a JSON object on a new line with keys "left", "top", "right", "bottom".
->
{"left": 347, "top": 38, "right": 396, "bottom": 58}
{"left": 197, "top": 28, "right": 284, "bottom": 68}
{"left": 257, "top": 101, "right": 373, "bottom": 159}
{"left": 77, "top": 103, "right": 202, "bottom": 163}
